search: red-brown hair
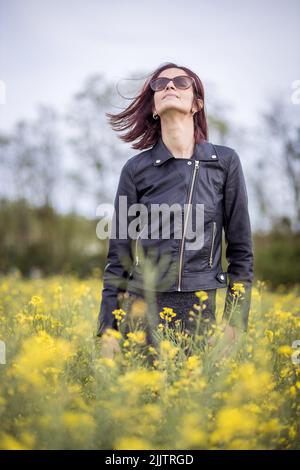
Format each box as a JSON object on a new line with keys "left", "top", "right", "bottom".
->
{"left": 105, "top": 62, "right": 208, "bottom": 150}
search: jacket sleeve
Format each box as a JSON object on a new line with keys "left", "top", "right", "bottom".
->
{"left": 96, "top": 159, "right": 138, "bottom": 337}
{"left": 222, "top": 149, "right": 254, "bottom": 331}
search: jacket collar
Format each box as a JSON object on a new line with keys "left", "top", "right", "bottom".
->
{"left": 151, "top": 135, "right": 219, "bottom": 166}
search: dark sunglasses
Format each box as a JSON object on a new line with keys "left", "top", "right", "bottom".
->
{"left": 149, "top": 75, "right": 195, "bottom": 92}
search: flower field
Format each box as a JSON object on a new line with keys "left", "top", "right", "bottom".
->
{"left": 0, "top": 271, "right": 299, "bottom": 450}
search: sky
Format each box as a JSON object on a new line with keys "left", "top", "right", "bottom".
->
{"left": 1, "top": 0, "right": 299, "bottom": 130}
{"left": 0, "top": 0, "right": 299, "bottom": 228}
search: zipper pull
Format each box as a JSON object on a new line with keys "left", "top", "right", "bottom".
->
{"left": 209, "top": 221, "right": 217, "bottom": 268}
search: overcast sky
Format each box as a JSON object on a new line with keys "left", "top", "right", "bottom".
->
{"left": 0, "top": 0, "right": 299, "bottom": 229}
{"left": 1, "top": 0, "right": 299, "bottom": 130}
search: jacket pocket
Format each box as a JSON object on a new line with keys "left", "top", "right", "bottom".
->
{"left": 209, "top": 221, "right": 217, "bottom": 268}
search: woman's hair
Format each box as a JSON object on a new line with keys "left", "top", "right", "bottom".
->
{"left": 105, "top": 62, "right": 208, "bottom": 150}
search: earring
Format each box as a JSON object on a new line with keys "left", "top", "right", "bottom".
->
{"left": 153, "top": 112, "right": 159, "bottom": 120}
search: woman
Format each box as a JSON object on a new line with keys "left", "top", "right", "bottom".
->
{"left": 96, "top": 62, "right": 254, "bottom": 358}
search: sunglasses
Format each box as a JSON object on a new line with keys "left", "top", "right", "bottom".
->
{"left": 149, "top": 75, "right": 195, "bottom": 92}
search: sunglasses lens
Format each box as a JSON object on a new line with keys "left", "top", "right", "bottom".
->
{"left": 174, "top": 76, "right": 193, "bottom": 89}
{"left": 150, "top": 75, "right": 194, "bottom": 91}
{"left": 150, "top": 78, "right": 166, "bottom": 91}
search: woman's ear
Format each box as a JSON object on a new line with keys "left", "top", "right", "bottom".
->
{"left": 196, "top": 98, "right": 204, "bottom": 110}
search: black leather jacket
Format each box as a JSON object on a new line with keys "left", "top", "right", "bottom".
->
{"left": 96, "top": 136, "right": 254, "bottom": 336}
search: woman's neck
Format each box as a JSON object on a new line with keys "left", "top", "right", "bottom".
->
{"left": 160, "top": 118, "right": 195, "bottom": 159}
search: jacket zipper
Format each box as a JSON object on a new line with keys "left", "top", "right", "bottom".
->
{"left": 209, "top": 221, "right": 216, "bottom": 268}
{"left": 177, "top": 160, "right": 200, "bottom": 291}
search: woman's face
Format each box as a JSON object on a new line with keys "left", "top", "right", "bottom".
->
{"left": 152, "top": 67, "right": 201, "bottom": 118}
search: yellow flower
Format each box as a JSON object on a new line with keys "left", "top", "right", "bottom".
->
{"left": 148, "top": 346, "right": 158, "bottom": 355}
{"left": 258, "top": 418, "right": 282, "bottom": 434}
{"left": 288, "top": 426, "right": 297, "bottom": 440}
{"left": 278, "top": 345, "right": 293, "bottom": 356}
{"left": 160, "top": 340, "right": 178, "bottom": 360}
{"left": 102, "top": 328, "right": 122, "bottom": 341}
{"left": 230, "top": 363, "right": 275, "bottom": 399}
{"left": 232, "top": 282, "right": 245, "bottom": 295}
{"left": 176, "top": 413, "right": 206, "bottom": 448}
{"left": 118, "top": 370, "right": 165, "bottom": 394}
{"left": 265, "top": 329, "right": 274, "bottom": 342}
{"left": 61, "top": 412, "right": 96, "bottom": 444}
{"left": 112, "top": 308, "right": 127, "bottom": 321}
{"left": 280, "top": 367, "right": 291, "bottom": 379}
{"left": 211, "top": 407, "right": 258, "bottom": 443}
{"left": 195, "top": 291, "right": 208, "bottom": 302}
{"left": 159, "top": 307, "right": 177, "bottom": 322}
{"left": 186, "top": 355, "right": 201, "bottom": 371}
{"left": 244, "top": 403, "right": 262, "bottom": 414}
{"left": 29, "top": 295, "right": 44, "bottom": 306}
{"left": 0, "top": 432, "right": 29, "bottom": 450}
{"left": 126, "top": 331, "right": 146, "bottom": 345}
{"left": 9, "top": 331, "right": 74, "bottom": 388}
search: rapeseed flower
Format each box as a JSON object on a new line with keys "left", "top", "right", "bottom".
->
{"left": 159, "top": 307, "right": 177, "bottom": 322}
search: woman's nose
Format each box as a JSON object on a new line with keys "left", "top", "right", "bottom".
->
{"left": 165, "top": 80, "right": 176, "bottom": 90}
